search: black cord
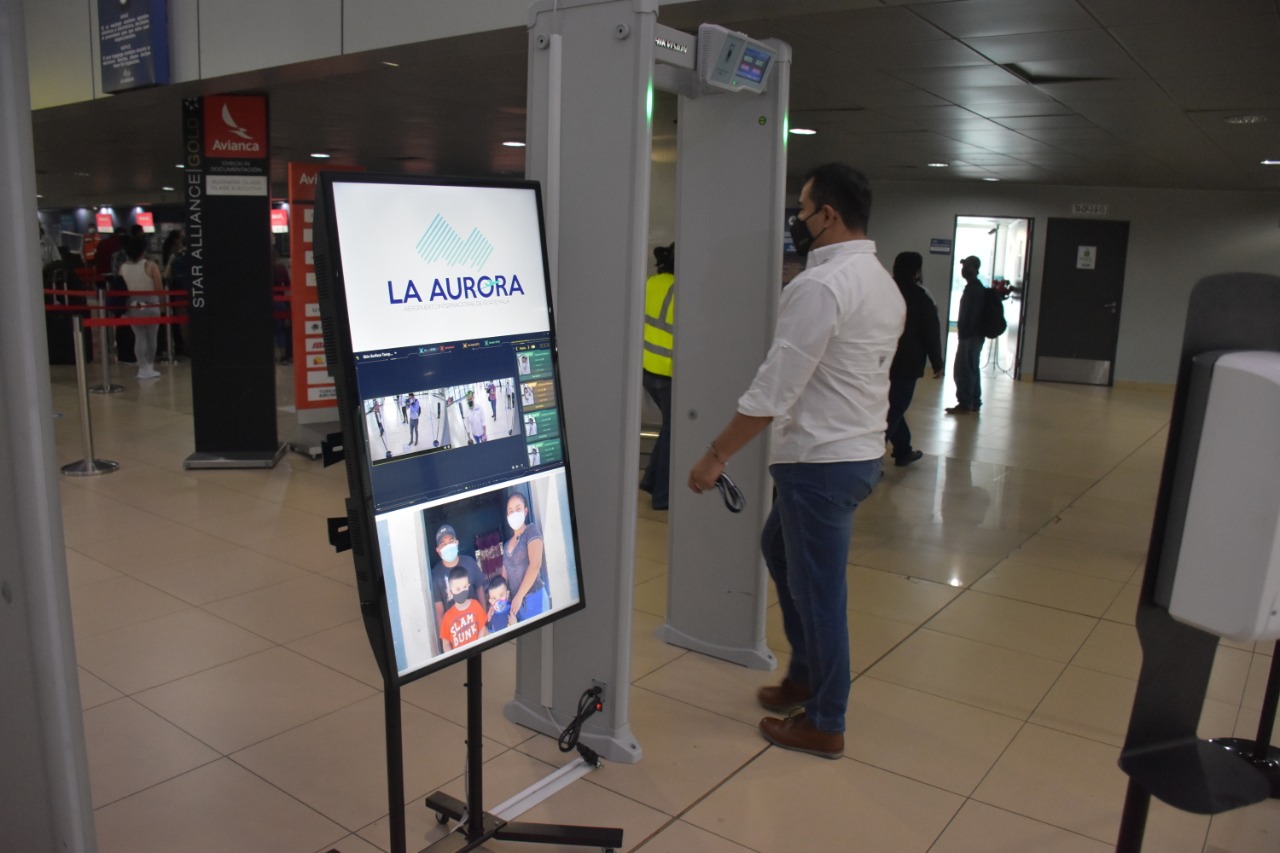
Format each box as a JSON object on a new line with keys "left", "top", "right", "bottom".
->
{"left": 715, "top": 472, "right": 745, "bottom": 513}
{"left": 558, "top": 686, "right": 603, "bottom": 754}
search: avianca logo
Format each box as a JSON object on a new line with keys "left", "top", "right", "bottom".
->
{"left": 416, "top": 215, "right": 494, "bottom": 271}
{"left": 222, "top": 104, "right": 254, "bottom": 140}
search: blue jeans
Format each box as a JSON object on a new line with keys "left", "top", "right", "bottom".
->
{"left": 762, "top": 459, "right": 881, "bottom": 733}
{"left": 953, "top": 336, "right": 983, "bottom": 409}
{"left": 885, "top": 377, "right": 917, "bottom": 459}
{"left": 641, "top": 371, "right": 672, "bottom": 509}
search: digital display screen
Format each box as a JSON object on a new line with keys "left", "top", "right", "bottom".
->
{"left": 736, "top": 45, "right": 771, "bottom": 85}
{"left": 318, "top": 176, "right": 584, "bottom": 683}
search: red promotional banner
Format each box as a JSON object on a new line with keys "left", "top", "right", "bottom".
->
{"left": 270, "top": 209, "right": 289, "bottom": 232}
{"left": 287, "top": 162, "right": 363, "bottom": 411}
{"left": 96, "top": 212, "right": 114, "bottom": 231}
{"left": 136, "top": 211, "right": 155, "bottom": 232}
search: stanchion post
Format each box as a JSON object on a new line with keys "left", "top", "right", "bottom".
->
{"left": 163, "top": 290, "right": 177, "bottom": 366}
{"left": 89, "top": 283, "right": 123, "bottom": 394}
{"left": 61, "top": 315, "right": 119, "bottom": 477}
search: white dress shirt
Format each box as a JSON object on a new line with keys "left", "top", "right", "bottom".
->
{"left": 737, "top": 239, "right": 905, "bottom": 464}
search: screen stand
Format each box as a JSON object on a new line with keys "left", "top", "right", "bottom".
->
{"left": 420, "top": 654, "right": 623, "bottom": 853}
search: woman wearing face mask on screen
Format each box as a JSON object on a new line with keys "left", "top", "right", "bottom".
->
{"left": 503, "top": 493, "right": 550, "bottom": 623}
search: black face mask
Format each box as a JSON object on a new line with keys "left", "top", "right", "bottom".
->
{"left": 788, "top": 210, "right": 828, "bottom": 258}
{"left": 454, "top": 591, "right": 471, "bottom": 607}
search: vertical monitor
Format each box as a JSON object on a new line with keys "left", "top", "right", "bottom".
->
{"left": 314, "top": 174, "right": 584, "bottom": 685}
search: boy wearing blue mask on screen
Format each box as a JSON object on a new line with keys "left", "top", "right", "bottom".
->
{"left": 486, "top": 574, "right": 512, "bottom": 632}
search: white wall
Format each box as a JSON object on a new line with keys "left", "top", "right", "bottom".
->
{"left": 868, "top": 180, "right": 1280, "bottom": 385}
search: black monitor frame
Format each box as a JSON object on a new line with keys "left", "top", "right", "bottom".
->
{"left": 313, "top": 172, "right": 586, "bottom": 687}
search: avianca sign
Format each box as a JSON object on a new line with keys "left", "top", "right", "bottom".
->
{"left": 204, "top": 95, "right": 267, "bottom": 159}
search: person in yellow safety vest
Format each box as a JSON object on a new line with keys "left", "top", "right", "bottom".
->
{"left": 640, "top": 243, "right": 676, "bottom": 510}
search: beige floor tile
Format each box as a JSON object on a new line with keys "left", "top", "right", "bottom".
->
{"left": 246, "top": 527, "right": 354, "bottom": 574}
{"left": 132, "top": 547, "right": 310, "bottom": 605}
{"left": 844, "top": 676, "right": 1022, "bottom": 796}
{"left": 204, "top": 574, "right": 362, "bottom": 643}
{"left": 83, "top": 698, "right": 219, "bottom": 807}
{"left": 1103, "top": 582, "right": 1140, "bottom": 625}
{"left": 847, "top": 564, "right": 960, "bottom": 624}
{"left": 232, "top": 694, "right": 484, "bottom": 832}
{"left": 1009, "top": 534, "right": 1145, "bottom": 583}
{"left": 79, "top": 667, "right": 124, "bottom": 709}
{"left": 1071, "top": 619, "right": 1143, "bottom": 679}
{"left": 76, "top": 608, "right": 273, "bottom": 694}
{"left": 357, "top": 747, "right": 669, "bottom": 853}
{"left": 630, "top": 610, "right": 690, "bottom": 681}
{"left": 286, "top": 618, "right": 386, "bottom": 689}
{"left": 633, "top": 574, "right": 667, "bottom": 619}
{"left": 926, "top": 591, "right": 1096, "bottom": 662}
{"left": 93, "top": 758, "right": 347, "bottom": 853}
{"left": 684, "top": 747, "right": 962, "bottom": 853}
{"left": 72, "top": 522, "right": 239, "bottom": 574}
{"left": 1241, "top": 650, "right": 1275, "bottom": 711}
{"left": 189, "top": 502, "right": 327, "bottom": 547}
{"left": 974, "top": 724, "right": 1208, "bottom": 849}
{"left": 973, "top": 559, "right": 1124, "bottom": 617}
{"left": 401, "top": 643, "right": 536, "bottom": 750}
{"left": 1209, "top": 645, "right": 1254, "bottom": 706}
{"left": 867, "top": 628, "right": 1065, "bottom": 719}
{"left": 1030, "top": 665, "right": 1136, "bottom": 747}
{"left": 635, "top": 648, "right": 789, "bottom": 728}
{"left": 65, "top": 548, "right": 123, "bottom": 587}
{"left": 60, "top": 501, "right": 181, "bottom": 548}
{"left": 633, "top": 555, "right": 666, "bottom": 585}
{"left": 519, "top": 686, "right": 764, "bottom": 816}
{"left": 634, "top": 819, "right": 756, "bottom": 852}
{"left": 133, "top": 646, "right": 375, "bottom": 753}
{"left": 1039, "top": 507, "right": 1155, "bottom": 553}
{"left": 765, "top": 603, "right": 916, "bottom": 674}
{"left": 856, "top": 537, "right": 1002, "bottom": 588}
{"left": 929, "top": 800, "right": 1112, "bottom": 853}
{"left": 1205, "top": 799, "right": 1280, "bottom": 853}
{"left": 69, "top": 575, "right": 191, "bottom": 638}
{"left": 316, "top": 834, "right": 382, "bottom": 853}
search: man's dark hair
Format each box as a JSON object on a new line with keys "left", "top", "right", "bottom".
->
{"left": 892, "top": 251, "right": 923, "bottom": 288}
{"left": 803, "top": 163, "right": 872, "bottom": 232}
{"left": 123, "top": 235, "right": 147, "bottom": 261}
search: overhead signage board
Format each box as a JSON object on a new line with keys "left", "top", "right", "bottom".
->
{"left": 98, "top": 0, "right": 170, "bottom": 93}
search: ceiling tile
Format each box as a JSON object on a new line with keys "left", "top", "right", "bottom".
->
{"left": 912, "top": 0, "right": 1097, "bottom": 38}
{"left": 771, "top": 5, "right": 949, "bottom": 47}
{"left": 962, "top": 28, "right": 1123, "bottom": 64}
{"left": 968, "top": 101, "right": 1079, "bottom": 118}
{"left": 1108, "top": 14, "right": 1280, "bottom": 57}
{"left": 894, "top": 64, "right": 1023, "bottom": 89}
{"left": 1077, "top": 0, "right": 1274, "bottom": 27}
{"left": 997, "top": 114, "right": 1097, "bottom": 131}
{"left": 1158, "top": 74, "right": 1280, "bottom": 112}
{"left": 848, "top": 38, "right": 990, "bottom": 71}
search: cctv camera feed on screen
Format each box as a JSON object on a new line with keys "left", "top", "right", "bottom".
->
{"left": 320, "top": 175, "right": 583, "bottom": 683}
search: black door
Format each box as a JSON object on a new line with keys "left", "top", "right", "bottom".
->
{"left": 1035, "top": 218, "right": 1130, "bottom": 385}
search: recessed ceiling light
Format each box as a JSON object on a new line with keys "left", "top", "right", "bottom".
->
{"left": 1224, "top": 115, "right": 1266, "bottom": 125}
{"left": 162, "top": 186, "right": 175, "bottom": 191}
{"left": 788, "top": 127, "right": 817, "bottom": 136}
{"left": 502, "top": 141, "right": 526, "bottom": 148}
{"left": 381, "top": 61, "right": 401, "bottom": 68}
{"left": 175, "top": 163, "right": 184, "bottom": 169}
{"left": 982, "top": 177, "right": 1001, "bottom": 182}
{"left": 36, "top": 194, "right": 43, "bottom": 199}
{"left": 310, "top": 152, "right": 332, "bottom": 159}
{"left": 1262, "top": 159, "right": 1280, "bottom": 165}
{"left": 926, "top": 162, "right": 950, "bottom": 168}
{"left": 73, "top": 171, "right": 90, "bottom": 177}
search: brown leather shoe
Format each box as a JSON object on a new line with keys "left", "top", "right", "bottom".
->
{"left": 759, "top": 713, "right": 844, "bottom": 759}
{"left": 757, "top": 678, "right": 811, "bottom": 713}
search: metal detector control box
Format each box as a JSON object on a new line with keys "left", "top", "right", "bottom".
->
{"left": 1161, "top": 350, "right": 1280, "bottom": 641}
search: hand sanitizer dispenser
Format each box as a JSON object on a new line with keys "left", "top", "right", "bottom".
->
{"left": 1161, "top": 350, "right": 1280, "bottom": 641}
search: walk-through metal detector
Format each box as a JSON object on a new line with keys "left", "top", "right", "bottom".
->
{"left": 511, "top": 0, "right": 788, "bottom": 763}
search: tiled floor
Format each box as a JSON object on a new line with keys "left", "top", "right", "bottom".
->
{"left": 50, "top": 358, "right": 1280, "bottom": 852}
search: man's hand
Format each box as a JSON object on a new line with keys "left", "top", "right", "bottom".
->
{"left": 688, "top": 451, "right": 725, "bottom": 495}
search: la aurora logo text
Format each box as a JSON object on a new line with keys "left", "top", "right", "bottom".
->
{"left": 387, "top": 214, "right": 526, "bottom": 305}
{"left": 203, "top": 96, "right": 267, "bottom": 159}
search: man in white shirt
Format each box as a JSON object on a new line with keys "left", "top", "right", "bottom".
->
{"left": 689, "top": 163, "right": 905, "bottom": 759}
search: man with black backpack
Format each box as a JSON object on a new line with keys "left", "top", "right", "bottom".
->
{"left": 946, "top": 255, "right": 989, "bottom": 414}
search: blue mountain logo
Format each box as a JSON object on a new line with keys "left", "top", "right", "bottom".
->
{"left": 415, "top": 215, "right": 495, "bottom": 271}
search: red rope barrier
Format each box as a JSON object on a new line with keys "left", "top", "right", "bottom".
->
{"left": 83, "top": 315, "right": 190, "bottom": 329}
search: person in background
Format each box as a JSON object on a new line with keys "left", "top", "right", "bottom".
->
{"left": 272, "top": 248, "right": 292, "bottom": 364}
{"left": 687, "top": 163, "right": 904, "bottom": 759}
{"left": 947, "top": 255, "right": 986, "bottom": 414}
{"left": 886, "top": 251, "right": 943, "bottom": 466}
{"left": 639, "top": 242, "right": 675, "bottom": 511}
{"left": 118, "top": 235, "right": 164, "bottom": 380}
